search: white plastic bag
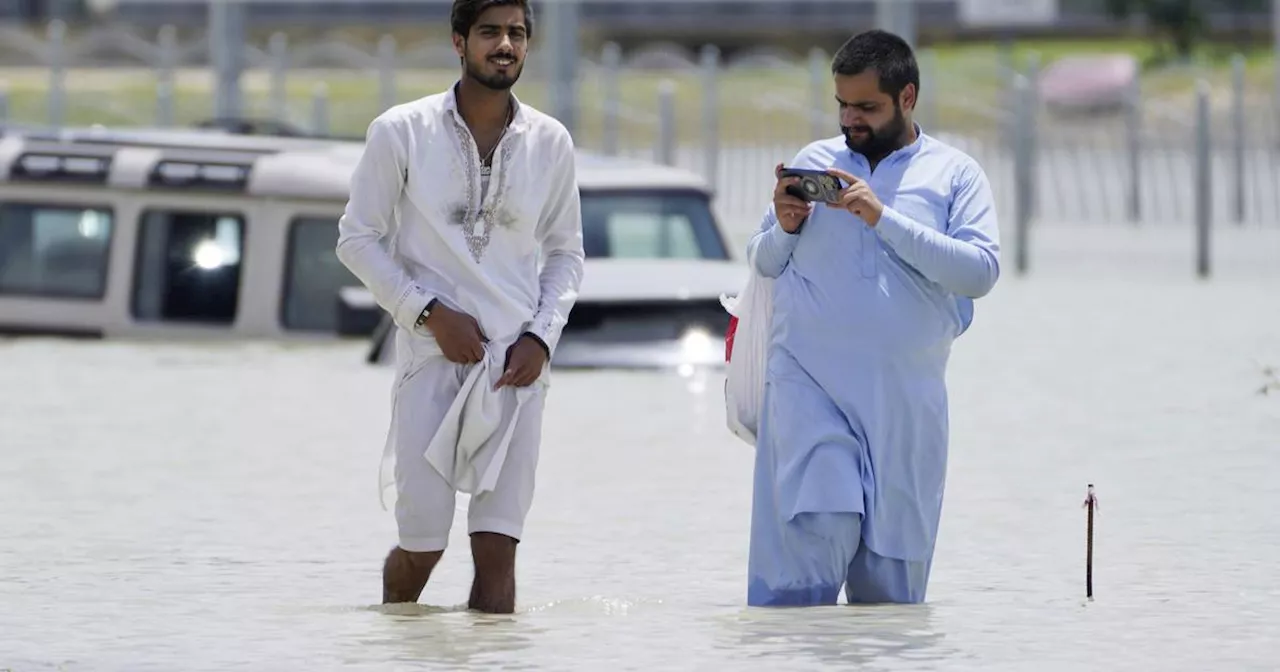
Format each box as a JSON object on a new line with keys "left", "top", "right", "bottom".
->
{"left": 720, "top": 268, "right": 774, "bottom": 446}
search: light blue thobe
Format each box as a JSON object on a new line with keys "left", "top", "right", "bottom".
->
{"left": 745, "top": 128, "right": 1001, "bottom": 606}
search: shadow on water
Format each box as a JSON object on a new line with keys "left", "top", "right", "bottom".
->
{"left": 714, "top": 603, "right": 953, "bottom": 668}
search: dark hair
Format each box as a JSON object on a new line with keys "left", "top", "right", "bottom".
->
{"left": 451, "top": 0, "right": 534, "bottom": 39}
{"left": 831, "top": 29, "right": 919, "bottom": 99}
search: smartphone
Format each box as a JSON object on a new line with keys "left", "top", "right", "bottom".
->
{"left": 778, "top": 167, "right": 843, "bottom": 203}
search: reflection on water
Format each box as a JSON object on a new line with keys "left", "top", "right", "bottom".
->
{"left": 366, "top": 609, "right": 543, "bottom": 670}
{"left": 3, "top": 226, "right": 1280, "bottom": 670}
{"left": 717, "top": 605, "right": 951, "bottom": 669}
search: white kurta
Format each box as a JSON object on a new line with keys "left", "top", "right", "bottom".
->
{"left": 336, "top": 85, "right": 584, "bottom": 354}
{"left": 336, "top": 84, "right": 585, "bottom": 550}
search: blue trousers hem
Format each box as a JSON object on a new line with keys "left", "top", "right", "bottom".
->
{"left": 747, "top": 578, "right": 843, "bottom": 607}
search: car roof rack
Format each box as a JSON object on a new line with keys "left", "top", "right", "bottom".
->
{"left": 7, "top": 142, "right": 115, "bottom": 184}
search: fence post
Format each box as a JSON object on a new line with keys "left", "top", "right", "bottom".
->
{"left": 1012, "top": 72, "right": 1034, "bottom": 275}
{"left": 1231, "top": 53, "right": 1245, "bottom": 224}
{"left": 544, "top": 0, "right": 580, "bottom": 136}
{"left": 877, "top": 0, "right": 918, "bottom": 48}
{"left": 1274, "top": 0, "right": 1280, "bottom": 149}
{"left": 999, "top": 39, "right": 1016, "bottom": 145}
{"left": 269, "top": 32, "right": 288, "bottom": 121}
{"left": 156, "top": 25, "right": 177, "bottom": 127}
{"left": 809, "top": 47, "right": 827, "bottom": 141}
{"left": 1194, "top": 80, "right": 1212, "bottom": 278}
{"left": 209, "top": 1, "right": 246, "bottom": 120}
{"left": 600, "top": 42, "right": 621, "bottom": 156}
{"left": 918, "top": 47, "right": 937, "bottom": 131}
{"left": 656, "top": 80, "right": 675, "bottom": 167}
{"left": 1024, "top": 53, "right": 1040, "bottom": 219}
{"left": 1125, "top": 71, "right": 1142, "bottom": 223}
{"left": 699, "top": 45, "right": 719, "bottom": 188}
{"left": 47, "top": 20, "right": 65, "bottom": 128}
{"left": 378, "top": 35, "right": 397, "bottom": 113}
{"left": 156, "top": 81, "right": 173, "bottom": 128}
{"left": 0, "top": 82, "right": 9, "bottom": 125}
{"left": 311, "top": 82, "right": 329, "bottom": 136}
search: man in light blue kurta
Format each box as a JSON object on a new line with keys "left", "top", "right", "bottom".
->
{"left": 745, "top": 30, "right": 1001, "bottom": 607}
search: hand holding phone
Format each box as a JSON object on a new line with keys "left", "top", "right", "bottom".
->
{"left": 823, "top": 167, "right": 884, "bottom": 226}
{"left": 778, "top": 167, "right": 845, "bottom": 203}
{"left": 773, "top": 164, "right": 820, "bottom": 233}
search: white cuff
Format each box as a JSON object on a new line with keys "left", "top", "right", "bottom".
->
{"left": 393, "top": 284, "right": 435, "bottom": 332}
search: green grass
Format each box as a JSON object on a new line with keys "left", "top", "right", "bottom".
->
{"left": 931, "top": 35, "right": 1275, "bottom": 69}
{"left": 931, "top": 36, "right": 1276, "bottom": 92}
{"left": 0, "top": 37, "right": 1272, "bottom": 145}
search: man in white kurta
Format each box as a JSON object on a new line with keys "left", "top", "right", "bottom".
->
{"left": 335, "top": 6, "right": 584, "bottom": 610}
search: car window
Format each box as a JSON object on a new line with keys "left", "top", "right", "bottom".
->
{"left": 581, "top": 191, "right": 727, "bottom": 260}
{"left": 0, "top": 202, "right": 113, "bottom": 299}
{"left": 280, "top": 216, "right": 361, "bottom": 332}
{"left": 131, "top": 209, "right": 245, "bottom": 324}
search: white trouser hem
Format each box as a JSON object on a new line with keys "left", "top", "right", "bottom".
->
{"left": 468, "top": 517, "right": 524, "bottom": 542}
{"left": 398, "top": 535, "right": 449, "bottom": 553}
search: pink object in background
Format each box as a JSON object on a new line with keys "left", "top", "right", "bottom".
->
{"left": 1038, "top": 54, "right": 1139, "bottom": 112}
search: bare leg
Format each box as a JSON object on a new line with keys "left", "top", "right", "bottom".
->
{"left": 468, "top": 532, "right": 517, "bottom": 613}
{"left": 382, "top": 546, "right": 443, "bottom": 604}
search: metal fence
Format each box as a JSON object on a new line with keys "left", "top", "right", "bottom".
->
{"left": 0, "top": 22, "right": 1276, "bottom": 240}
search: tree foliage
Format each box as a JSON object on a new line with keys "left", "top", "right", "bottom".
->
{"left": 1105, "top": 0, "right": 1269, "bottom": 61}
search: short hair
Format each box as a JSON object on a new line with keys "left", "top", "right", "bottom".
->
{"left": 831, "top": 30, "right": 919, "bottom": 99}
{"left": 451, "top": 0, "right": 534, "bottom": 40}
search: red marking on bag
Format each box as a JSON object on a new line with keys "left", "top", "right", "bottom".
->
{"left": 725, "top": 315, "right": 739, "bottom": 362}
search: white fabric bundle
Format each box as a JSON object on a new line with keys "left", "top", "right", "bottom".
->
{"left": 720, "top": 267, "right": 774, "bottom": 446}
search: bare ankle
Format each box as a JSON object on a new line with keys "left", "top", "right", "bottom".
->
{"left": 468, "top": 532, "right": 517, "bottom": 613}
{"left": 382, "top": 546, "right": 442, "bottom": 604}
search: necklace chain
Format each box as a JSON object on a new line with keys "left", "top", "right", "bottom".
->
{"left": 478, "top": 102, "right": 515, "bottom": 173}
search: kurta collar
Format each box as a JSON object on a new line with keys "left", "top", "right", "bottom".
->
{"left": 443, "top": 80, "right": 531, "bottom": 133}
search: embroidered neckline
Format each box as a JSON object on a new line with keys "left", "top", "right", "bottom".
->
{"left": 448, "top": 110, "right": 517, "bottom": 264}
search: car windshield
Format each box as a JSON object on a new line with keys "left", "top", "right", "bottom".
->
{"left": 580, "top": 190, "right": 728, "bottom": 261}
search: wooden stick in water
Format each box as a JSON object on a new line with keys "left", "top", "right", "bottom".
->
{"left": 1082, "top": 484, "right": 1099, "bottom": 599}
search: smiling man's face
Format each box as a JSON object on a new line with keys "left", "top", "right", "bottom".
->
{"left": 454, "top": 4, "right": 529, "bottom": 91}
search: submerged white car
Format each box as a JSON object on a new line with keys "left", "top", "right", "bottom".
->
{"left": 364, "top": 153, "right": 747, "bottom": 370}
{"left": 0, "top": 124, "right": 745, "bottom": 370}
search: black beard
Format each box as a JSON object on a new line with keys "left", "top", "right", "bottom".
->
{"left": 464, "top": 56, "right": 523, "bottom": 91}
{"left": 843, "top": 104, "right": 908, "bottom": 162}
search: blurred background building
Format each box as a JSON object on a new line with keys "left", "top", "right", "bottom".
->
{"left": 0, "top": 0, "right": 1276, "bottom": 231}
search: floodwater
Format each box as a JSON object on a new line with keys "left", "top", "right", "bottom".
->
{"left": 2, "top": 225, "right": 1279, "bottom": 671}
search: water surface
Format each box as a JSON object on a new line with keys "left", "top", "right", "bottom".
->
{"left": 2, "top": 225, "right": 1279, "bottom": 671}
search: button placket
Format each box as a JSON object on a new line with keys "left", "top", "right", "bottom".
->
{"left": 860, "top": 225, "right": 878, "bottom": 277}
{"left": 860, "top": 167, "right": 883, "bottom": 278}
